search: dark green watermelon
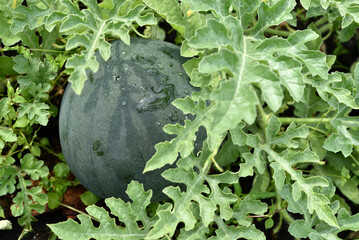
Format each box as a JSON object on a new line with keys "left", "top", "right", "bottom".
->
{"left": 59, "top": 38, "right": 196, "bottom": 201}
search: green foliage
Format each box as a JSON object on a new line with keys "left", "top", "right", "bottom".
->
{"left": 1, "top": 0, "right": 359, "bottom": 239}
{"left": 49, "top": 181, "right": 156, "bottom": 240}
{"left": 0, "top": 43, "right": 73, "bottom": 234}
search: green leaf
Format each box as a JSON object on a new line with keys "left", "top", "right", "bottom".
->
{"left": 143, "top": 0, "right": 185, "bottom": 36}
{"left": 324, "top": 105, "right": 359, "bottom": 157}
{"left": 316, "top": 164, "right": 359, "bottom": 204}
{"left": 265, "top": 218, "right": 274, "bottom": 229}
{"left": 323, "top": 133, "right": 352, "bottom": 157}
{"left": 0, "top": 98, "right": 10, "bottom": 122}
{"left": 250, "top": 168, "right": 271, "bottom": 194}
{"left": 178, "top": 223, "right": 209, "bottom": 240}
{"left": 267, "top": 56, "right": 304, "bottom": 102}
{"left": 18, "top": 102, "right": 50, "bottom": 126}
{"left": 13, "top": 116, "right": 30, "bottom": 128}
{"left": 255, "top": 34, "right": 329, "bottom": 80}
{"left": 294, "top": 86, "right": 330, "bottom": 118}
{"left": 267, "top": 147, "right": 338, "bottom": 227}
{"left": 13, "top": 55, "right": 56, "bottom": 91}
{"left": 250, "top": 0, "right": 296, "bottom": 38}
{"left": 20, "top": 154, "right": 49, "bottom": 180}
{"left": 216, "top": 135, "right": 240, "bottom": 167}
{"left": 49, "top": 181, "right": 156, "bottom": 240}
{"left": 80, "top": 191, "right": 101, "bottom": 206}
{"left": 211, "top": 80, "right": 259, "bottom": 132}
{"left": 181, "top": 0, "right": 236, "bottom": 18}
{"left": 53, "top": 162, "right": 70, "bottom": 178}
{"left": 0, "top": 56, "right": 17, "bottom": 76}
{"left": 233, "top": 196, "right": 268, "bottom": 227}
{"left": 268, "top": 116, "right": 309, "bottom": 148}
{"left": 11, "top": 186, "right": 48, "bottom": 226}
{"left": 279, "top": 184, "right": 310, "bottom": 215}
{"left": 146, "top": 145, "right": 238, "bottom": 239}
{"left": 209, "top": 217, "right": 265, "bottom": 240}
{"left": 54, "top": 0, "right": 157, "bottom": 94}
{"left": 30, "top": 144, "right": 41, "bottom": 157}
{"left": 188, "top": 19, "right": 231, "bottom": 49}
{"left": 0, "top": 165, "right": 17, "bottom": 196}
{"left": 0, "top": 127, "right": 17, "bottom": 143}
{"left": 144, "top": 98, "right": 212, "bottom": 172}
{"left": 288, "top": 220, "right": 316, "bottom": 238}
{"left": 0, "top": 14, "right": 21, "bottom": 46}
{"left": 238, "top": 0, "right": 261, "bottom": 29}
{"left": 307, "top": 72, "right": 358, "bottom": 110}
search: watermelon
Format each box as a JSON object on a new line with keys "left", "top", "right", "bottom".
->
{"left": 59, "top": 38, "right": 197, "bottom": 201}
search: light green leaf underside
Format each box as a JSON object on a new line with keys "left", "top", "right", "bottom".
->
{"left": 143, "top": 0, "right": 186, "bottom": 36}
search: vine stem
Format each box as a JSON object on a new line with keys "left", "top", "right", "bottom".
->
{"left": 263, "top": 28, "right": 291, "bottom": 37}
{"left": 277, "top": 117, "right": 331, "bottom": 124}
{"left": 24, "top": 48, "right": 65, "bottom": 53}
{"left": 59, "top": 203, "right": 100, "bottom": 222}
{"left": 6, "top": 142, "right": 18, "bottom": 157}
{"left": 131, "top": 24, "right": 151, "bottom": 39}
{"left": 246, "top": 207, "right": 288, "bottom": 218}
{"left": 274, "top": 189, "right": 295, "bottom": 231}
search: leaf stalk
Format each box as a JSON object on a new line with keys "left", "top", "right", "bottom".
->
{"left": 277, "top": 117, "right": 331, "bottom": 124}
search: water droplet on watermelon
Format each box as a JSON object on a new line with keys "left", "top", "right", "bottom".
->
{"left": 113, "top": 75, "right": 121, "bottom": 81}
{"left": 158, "top": 63, "right": 163, "bottom": 69}
{"left": 122, "top": 101, "right": 127, "bottom": 106}
{"left": 121, "top": 51, "right": 126, "bottom": 55}
{"left": 178, "top": 72, "right": 183, "bottom": 76}
{"left": 156, "top": 121, "right": 161, "bottom": 126}
{"left": 145, "top": 68, "right": 159, "bottom": 76}
{"left": 106, "top": 65, "right": 110, "bottom": 69}
{"left": 125, "top": 67, "right": 128, "bottom": 71}
{"left": 138, "top": 153, "right": 142, "bottom": 157}
{"left": 136, "top": 84, "right": 175, "bottom": 113}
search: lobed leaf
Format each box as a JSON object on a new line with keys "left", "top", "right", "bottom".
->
{"left": 143, "top": 0, "right": 186, "bottom": 36}
{"left": 20, "top": 154, "right": 49, "bottom": 181}
{"left": 144, "top": 98, "right": 213, "bottom": 172}
{"left": 232, "top": 196, "right": 268, "bottom": 227}
{"left": 49, "top": 181, "right": 155, "bottom": 240}
{"left": 146, "top": 144, "right": 238, "bottom": 239}
{"left": 250, "top": 0, "right": 296, "bottom": 38}
{"left": 209, "top": 216, "right": 265, "bottom": 240}
{"left": 0, "top": 165, "right": 17, "bottom": 196}
{"left": 324, "top": 104, "right": 359, "bottom": 157}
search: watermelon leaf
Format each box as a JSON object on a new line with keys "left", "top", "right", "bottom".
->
{"left": 48, "top": 181, "right": 156, "bottom": 240}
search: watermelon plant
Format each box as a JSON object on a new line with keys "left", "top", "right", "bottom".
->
{"left": 1, "top": 0, "right": 359, "bottom": 239}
